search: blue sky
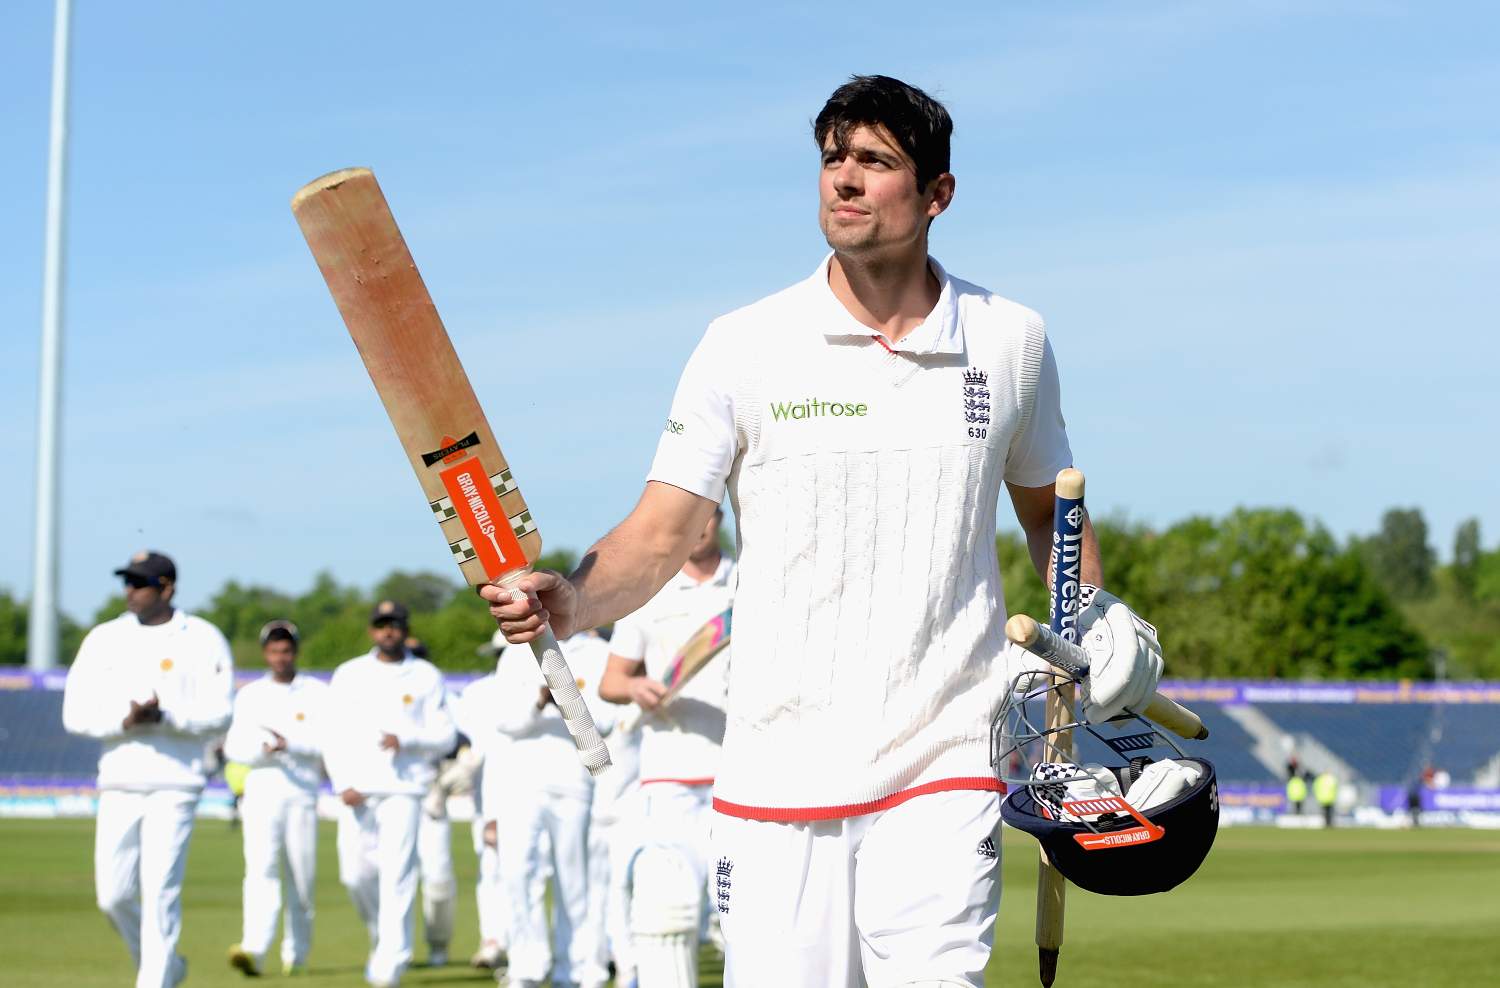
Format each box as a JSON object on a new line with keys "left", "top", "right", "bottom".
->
{"left": 2, "top": 1, "right": 1496, "bottom": 621}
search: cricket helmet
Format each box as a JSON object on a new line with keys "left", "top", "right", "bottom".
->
{"left": 991, "top": 667, "right": 1219, "bottom": 896}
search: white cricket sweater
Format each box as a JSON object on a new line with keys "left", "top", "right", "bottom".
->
{"left": 222, "top": 673, "right": 329, "bottom": 795}
{"left": 322, "top": 651, "right": 455, "bottom": 797}
{"left": 610, "top": 557, "right": 734, "bottom": 784}
{"left": 61, "top": 610, "right": 235, "bottom": 791}
{"left": 648, "top": 255, "right": 1072, "bottom": 820}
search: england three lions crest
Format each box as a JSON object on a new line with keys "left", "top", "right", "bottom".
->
{"left": 962, "top": 367, "right": 991, "bottom": 438}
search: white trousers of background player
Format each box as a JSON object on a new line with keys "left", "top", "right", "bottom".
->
{"left": 337, "top": 795, "right": 421, "bottom": 984}
{"left": 613, "top": 783, "right": 715, "bottom": 987}
{"left": 417, "top": 810, "right": 456, "bottom": 957}
{"left": 498, "top": 788, "right": 605, "bottom": 987}
{"left": 94, "top": 788, "right": 199, "bottom": 988}
{"left": 239, "top": 779, "right": 318, "bottom": 969}
{"left": 470, "top": 818, "right": 510, "bottom": 953}
{"left": 713, "top": 789, "right": 1001, "bottom": 988}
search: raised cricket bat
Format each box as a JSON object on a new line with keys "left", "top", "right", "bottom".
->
{"left": 1004, "top": 615, "right": 1208, "bottom": 741}
{"left": 615, "top": 607, "right": 732, "bottom": 734}
{"left": 1036, "top": 467, "right": 1084, "bottom": 987}
{"left": 291, "top": 166, "right": 610, "bottom": 776}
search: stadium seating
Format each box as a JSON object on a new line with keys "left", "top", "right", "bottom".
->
{"left": 1257, "top": 703, "right": 1434, "bottom": 785}
{"left": 0, "top": 690, "right": 99, "bottom": 780}
{"left": 1428, "top": 705, "right": 1500, "bottom": 782}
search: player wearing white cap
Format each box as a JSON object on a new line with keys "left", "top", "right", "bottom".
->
{"left": 224, "top": 620, "right": 328, "bottom": 977}
{"left": 487, "top": 75, "right": 1166, "bottom": 985}
{"left": 483, "top": 628, "right": 614, "bottom": 988}
{"left": 324, "top": 601, "right": 457, "bottom": 988}
{"left": 62, "top": 550, "right": 235, "bottom": 988}
{"left": 598, "top": 508, "right": 731, "bottom": 987}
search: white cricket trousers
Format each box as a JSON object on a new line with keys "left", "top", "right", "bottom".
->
{"left": 498, "top": 787, "right": 604, "bottom": 986}
{"left": 239, "top": 777, "right": 317, "bottom": 968}
{"left": 470, "top": 818, "right": 509, "bottom": 950}
{"left": 611, "top": 782, "right": 715, "bottom": 979}
{"left": 338, "top": 794, "right": 422, "bottom": 985}
{"left": 94, "top": 788, "right": 199, "bottom": 988}
{"left": 417, "top": 811, "right": 456, "bottom": 952}
{"left": 712, "top": 789, "right": 1002, "bottom": 988}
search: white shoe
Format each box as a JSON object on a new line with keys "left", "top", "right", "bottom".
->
{"left": 426, "top": 947, "right": 448, "bottom": 967}
{"left": 469, "top": 941, "right": 505, "bottom": 969}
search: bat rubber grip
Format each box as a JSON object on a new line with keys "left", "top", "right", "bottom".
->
{"left": 1005, "top": 614, "right": 1209, "bottom": 742}
{"left": 528, "top": 627, "right": 612, "bottom": 776}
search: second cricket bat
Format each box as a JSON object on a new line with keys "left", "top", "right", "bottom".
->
{"left": 291, "top": 166, "right": 610, "bottom": 775}
{"left": 615, "top": 606, "right": 732, "bottom": 734}
{"left": 1036, "top": 467, "right": 1084, "bottom": 987}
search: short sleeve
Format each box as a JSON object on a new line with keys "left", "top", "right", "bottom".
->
{"left": 1004, "top": 335, "right": 1073, "bottom": 487}
{"left": 646, "top": 322, "right": 738, "bottom": 502}
{"left": 609, "top": 614, "right": 648, "bottom": 662}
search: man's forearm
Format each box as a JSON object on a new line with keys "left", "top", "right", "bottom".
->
{"left": 569, "top": 482, "right": 718, "bottom": 631}
{"left": 1026, "top": 511, "right": 1103, "bottom": 587}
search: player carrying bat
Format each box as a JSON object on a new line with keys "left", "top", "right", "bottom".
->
{"left": 487, "top": 75, "right": 1165, "bottom": 985}
{"left": 598, "top": 505, "right": 733, "bottom": 986}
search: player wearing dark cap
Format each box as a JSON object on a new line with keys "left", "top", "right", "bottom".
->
{"left": 224, "top": 621, "right": 330, "bottom": 977}
{"left": 63, "top": 551, "right": 235, "bottom": 988}
{"left": 323, "top": 602, "right": 456, "bottom": 988}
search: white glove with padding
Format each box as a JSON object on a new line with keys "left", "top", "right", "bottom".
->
{"left": 1077, "top": 585, "right": 1163, "bottom": 723}
{"left": 1124, "top": 758, "right": 1204, "bottom": 813}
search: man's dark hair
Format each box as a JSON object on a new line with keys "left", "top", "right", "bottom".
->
{"left": 813, "top": 75, "right": 953, "bottom": 190}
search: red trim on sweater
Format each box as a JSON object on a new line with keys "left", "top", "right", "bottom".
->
{"left": 712, "top": 776, "right": 1005, "bottom": 822}
{"left": 640, "top": 777, "right": 714, "bottom": 788}
{"left": 872, "top": 334, "right": 896, "bottom": 353}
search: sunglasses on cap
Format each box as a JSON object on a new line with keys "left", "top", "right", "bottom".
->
{"left": 122, "top": 575, "right": 156, "bottom": 590}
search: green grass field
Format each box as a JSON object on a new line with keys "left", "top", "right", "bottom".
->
{"left": 0, "top": 820, "right": 1495, "bottom": 987}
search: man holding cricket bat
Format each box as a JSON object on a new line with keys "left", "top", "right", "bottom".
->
{"left": 486, "top": 75, "right": 1164, "bottom": 985}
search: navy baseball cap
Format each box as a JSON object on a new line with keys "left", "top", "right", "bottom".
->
{"left": 370, "top": 600, "right": 410, "bottom": 627}
{"left": 113, "top": 551, "right": 176, "bottom": 586}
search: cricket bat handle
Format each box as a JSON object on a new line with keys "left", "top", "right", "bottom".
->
{"left": 1006, "top": 614, "right": 1210, "bottom": 742}
{"left": 528, "top": 627, "right": 612, "bottom": 775}
{"left": 496, "top": 573, "right": 611, "bottom": 776}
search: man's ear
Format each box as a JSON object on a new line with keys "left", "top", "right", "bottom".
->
{"left": 927, "top": 173, "right": 956, "bottom": 219}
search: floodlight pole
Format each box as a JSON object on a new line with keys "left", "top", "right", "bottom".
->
{"left": 29, "top": 0, "right": 73, "bottom": 672}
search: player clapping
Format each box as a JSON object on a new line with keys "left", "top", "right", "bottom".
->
{"left": 62, "top": 551, "right": 234, "bottom": 988}
{"left": 224, "top": 620, "right": 328, "bottom": 977}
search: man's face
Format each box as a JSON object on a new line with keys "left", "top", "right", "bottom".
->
{"left": 262, "top": 638, "right": 297, "bottom": 678}
{"left": 369, "top": 620, "right": 407, "bottom": 654}
{"left": 123, "top": 576, "right": 172, "bottom": 618}
{"left": 818, "top": 124, "right": 951, "bottom": 257}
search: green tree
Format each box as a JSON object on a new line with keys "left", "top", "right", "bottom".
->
{"left": 372, "top": 571, "right": 457, "bottom": 614}
{"left": 0, "top": 591, "right": 88, "bottom": 666}
{"left": 1452, "top": 518, "right": 1481, "bottom": 599}
{"left": 997, "top": 530, "right": 1048, "bottom": 622}
{"left": 0, "top": 591, "right": 26, "bottom": 666}
{"left": 1360, "top": 508, "right": 1436, "bottom": 600}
